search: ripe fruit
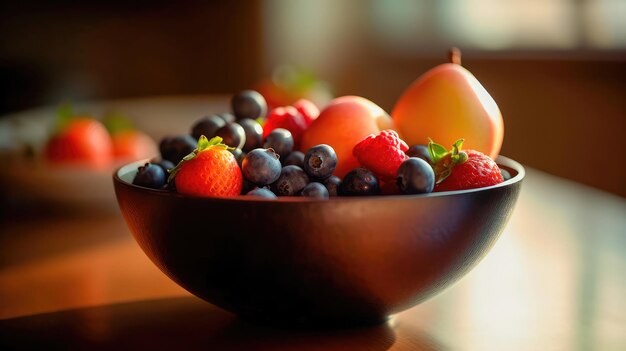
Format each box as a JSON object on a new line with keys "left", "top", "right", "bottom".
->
{"left": 396, "top": 158, "right": 435, "bottom": 194}
{"left": 301, "top": 182, "right": 329, "bottom": 199}
{"left": 153, "top": 159, "right": 175, "bottom": 174}
{"left": 133, "top": 162, "right": 167, "bottom": 189}
{"left": 352, "top": 130, "right": 409, "bottom": 181}
{"left": 263, "top": 128, "right": 294, "bottom": 159}
{"left": 246, "top": 187, "right": 277, "bottom": 199}
{"left": 238, "top": 118, "right": 264, "bottom": 152}
{"left": 112, "top": 130, "right": 158, "bottom": 161}
{"left": 392, "top": 49, "right": 504, "bottom": 160}
{"left": 300, "top": 96, "right": 394, "bottom": 178}
{"left": 231, "top": 90, "right": 268, "bottom": 120}
{"left": 170, "top": 136, "right": 242, "bottom": 197}
{"left": 406, "top": 145, "right": 432, "bottom": 164}
{"left": 282, "top": 151, "right": 305, "bottom": 167}
{"left": 44, "top": 117, "right": 113, "bottom": 169}
{"left": 241, "top": 148, "right": 282, "bottom": 186}
{"left": 300, "top": 96, "right": 392, "bottom": 177}
{"left": 303, "top": 144, "right": 337, "bottom": 180}
{"left": 215, "top": 123, "right": 246, "bottom": 150}
{"left": 191, "top": 115, "right": 226, "bottom": 141}
{"left": 271, "top": 165, "right": 309, "bottom": 196}
{"left": 262, "top": 106, "right": 307, "bottom": 146}
{"left": 429, "top": 139, "right": 503, "bottom": 192}
{"left": 159, "top": 135, "right": 197, "bottom": 164}
{"left": 293, "top": 99, "right": 319, "bottom": 126}
{"left": 322, "top": 175, "right": 342, "bottom": 197}
{"left": 340, "top": 168, "right": 380, "bottom": 196}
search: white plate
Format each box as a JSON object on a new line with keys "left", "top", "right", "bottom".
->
{"left": 0, "top": 95, "right": 230, "bottom": 209}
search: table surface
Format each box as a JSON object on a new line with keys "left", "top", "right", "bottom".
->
{"left": 1, "top": 98, "right": 625, "bottom": 350}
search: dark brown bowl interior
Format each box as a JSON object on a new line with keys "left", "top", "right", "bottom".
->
{"left": 113, "top": 156, "right": 524, "bottom": 327}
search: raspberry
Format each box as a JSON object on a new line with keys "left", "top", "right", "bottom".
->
{"left": 352, "top": 130, "right": 409, "bottom": 180}
{"left": 262, "top": 106, "right": 307, "bottom": 147}
{"left": 292, "top": 99, "right": 319, "bottom": 126}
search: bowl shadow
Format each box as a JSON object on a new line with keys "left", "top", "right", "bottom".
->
{"left": 0, "top": 297, "right": 443, "bottom": 350}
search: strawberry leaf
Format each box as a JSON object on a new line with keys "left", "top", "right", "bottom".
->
{"left": 55, "top": 102, "right": 75, "bottom": 132}
{"left": 428, "top": 138, "right": 448, "bottom": 164}
{"left": 430, "top": 138, "right": 469, "bottom": 185}
{"left": 102, "top": 113, "right": 134, "bottom": 135}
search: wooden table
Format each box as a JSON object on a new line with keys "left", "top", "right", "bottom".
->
{"left": 1, "top": 168, "right": 624, "bottom": 350}
{"left": 1, "top": 98, "right": 625, "bottom": 350}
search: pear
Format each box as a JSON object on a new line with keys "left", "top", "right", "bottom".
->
{"left": 392, "top": 48, "right": 504, "bottom": 160}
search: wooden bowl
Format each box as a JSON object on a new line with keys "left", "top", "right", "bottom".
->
{"left": 113, "top": 156, "right": 524, "bottom": 327}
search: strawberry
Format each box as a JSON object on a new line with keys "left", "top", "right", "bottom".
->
{"left": 169, "top": 136, "right": 242, "bottom": 197}
{"left": 429, "top": 139, "right": 503, "bottom": 192}
{"left": 262, "top": 106, "right": 307, "bottom": 147}
{"left": 292, "top": 99, "right": 319, "bottom": 126}
{"left": 44, "top": 117, "right": 113, "bottom": 169}
{"left": 352, "top": 130, "right": 409, "bottom": 180}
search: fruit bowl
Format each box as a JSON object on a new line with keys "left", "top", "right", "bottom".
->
{"left": 113, "top": 156, "right": 524, "bottom": 327}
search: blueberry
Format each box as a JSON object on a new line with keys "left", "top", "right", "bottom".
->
{"left": 153, "top": 159, "right": 175, "bottom": 173}
{"left": 301, "top": 182, "right": 329, "bottom": 199}
{"left": 247, "top": 187, "right": 278, "bottom": 199}
{"left": 303, "top": 144, "right": 337, "bottom": 180}
{"left": 238, "top": 118, "right": 264, "bottom": 152}
{"left": 263, "top": 128, "right": 293, "bottom": 159}
{"left": 406, "top": 144, "right": 432, "bottom": 164}
{"left": 217, "top": 112, "right": 236, "bottom": 124}
{"left": 271, "top": 165, "right": 309, "bottom": 196}
{"left": 190, "top": 115, "right": 226, "bottom": 140}
{"left": 133, "top": 163, "right": 167, "bottom": 189}
{"left": 229, "top": 148, "right": 246, "bottom": 168}
{"left": 396, "top": 158, "right": 435, "bottom": 194}
{"left": 282, "top": 151, "right": 305, "bottom": 167}
{"left": 242, "top": 148, "right": 282, "bottom": 186}
{"left": 231, "top": 90, "right": 267, "bottom": 120}
{"left": 501, "top": 169, "right": 511, "bottom": 181}
{"left": 340, "top": 168, "right": 379, "bottom": 196}
{"left": 323, "top": 175, "right": 342, "bottom": 196}
{"left": 215, "top": 122, "right": 246, "bottom": 150}
{"left": 159, "top": 135, "right": 197, "bottom": 164}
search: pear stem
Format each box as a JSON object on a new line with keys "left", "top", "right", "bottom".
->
{"left": 448, "top": 47, "right": 462, "bottom": 65}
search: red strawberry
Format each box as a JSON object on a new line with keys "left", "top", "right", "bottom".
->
{"left": 44, "top": 117, "right": 113, "bottom": 169}
{"left": 169, "top": 136, "right": 242, "bottom": 197}
{"left": 352, "top": 130, "right": 409, "bottom": 180}
{"left": 429, "top": 139, "right": 503, "bottom": 192}
{"left": 262, "top": 106, "right": 307, "bottom": 147}
{"left": 292, "top": 99, "right": 319, "bottom": 126}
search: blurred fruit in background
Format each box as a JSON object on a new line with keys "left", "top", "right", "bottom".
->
{"left": 254, "top": 65, "right": 333, "bottom": 110}
{"left": 44, "top": 104, "right": 158, "bottom": 168}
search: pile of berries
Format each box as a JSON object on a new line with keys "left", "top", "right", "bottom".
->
{"left": 132, "top": 90, "right": 507, "bottom": 199}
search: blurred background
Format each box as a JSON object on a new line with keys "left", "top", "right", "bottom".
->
{"left": 1, "top": 0, "right": 625, "bottom": 196}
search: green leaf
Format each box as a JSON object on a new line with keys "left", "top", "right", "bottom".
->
{"left": 55, "top": 102, "right": 75, "bottom": 132}
{"left": 428, "top": 138, "right": 448, "bottom": 164}
{"left": 452, "top": 139, "right": 464, "bottom": 155}
{"left": 197, "top": 135, "right": 211, "bottom": 152}
{"left": 102, "top": 112, "right": 134, "bottom": 135}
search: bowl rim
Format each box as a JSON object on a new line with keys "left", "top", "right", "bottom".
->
{"left": 113, "top": 155, "right": 525, "bottom": 203}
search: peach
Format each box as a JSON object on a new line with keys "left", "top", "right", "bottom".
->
{"left": 300, "top": 96, "right": 394, "bottom": 178}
